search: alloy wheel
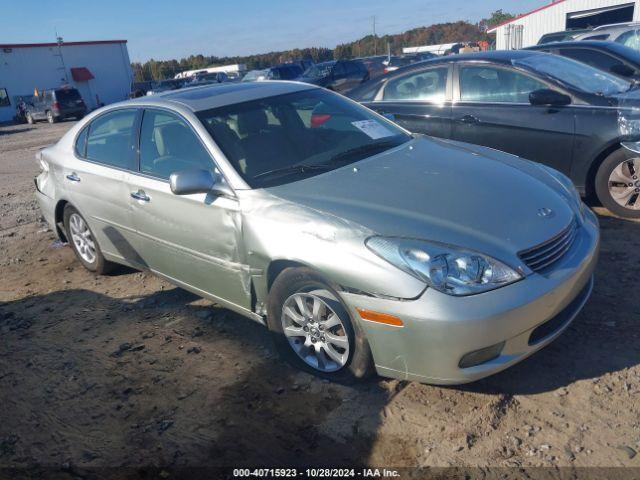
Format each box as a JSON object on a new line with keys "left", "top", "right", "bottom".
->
{"left": 69, "top": 213, "right": 96, "bottom": 264}
{"left": 608, "top": 158, "right": 640, "bottom": 210}
{"left": 281, "top": 291, "right": 350, "bottom": 373}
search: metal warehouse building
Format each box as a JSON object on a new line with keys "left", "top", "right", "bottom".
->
{"left": 489, "top": 0, "right": 640, "bottom": 49}
{"left": 0, "top": 40, "right": 133, "bottom": 123}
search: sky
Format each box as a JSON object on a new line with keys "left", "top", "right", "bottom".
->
{"left": 1, "top": 0, "right": 546, "bottom": 62}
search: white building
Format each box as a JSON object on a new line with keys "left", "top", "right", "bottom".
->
{"left": 174, "top": 63, "right": 247, "bottom": 79}
{"left": 488, "top": 0, "right": 640, "bottom": 50}
{"left": 0, "top": 40, "right": 133, "bottom": 123}
{"left": 403, "top": 43, "right": 461, "bottom": 56}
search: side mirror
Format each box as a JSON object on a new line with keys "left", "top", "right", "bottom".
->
{"left": 610, "top": 64, "right": 635, "bottom": 78}
{"left": 529, "top": 89, "right": 571, "bottom": 107}
{"left": 169, "top": 169, "right": 233, "bottom": 197}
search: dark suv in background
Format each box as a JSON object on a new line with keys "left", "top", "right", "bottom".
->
{"left": 526, "top": 40, "right": 640, "bottom": 81}
{"left": 296, "top": 59, "right": 369, "bottom": 92}
{"left": 26, "top": 87, "right": 87, "bottom": 124}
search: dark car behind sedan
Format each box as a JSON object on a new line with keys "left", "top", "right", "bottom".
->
{"left": 25, "top": 87, "right": 87, "bottom": 124}
{"left": 537, "top": 28, "right": 593, "bottom": 45}
{"left": 525, "top": 40, "right": 640, "bottom": 81}
{"left": 296, "top": 59, "right": 369, "bottom": 93}
{"left": 348, "top": 50, "right": 640, "bottom": 218}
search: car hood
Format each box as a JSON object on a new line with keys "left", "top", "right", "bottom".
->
{"left": 267, "top": 137, "right": 577, "bottom": 264}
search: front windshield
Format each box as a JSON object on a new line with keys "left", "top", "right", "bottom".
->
{"left": 197, "top": 88, "right": 411, "bottom": 188}
{"left": 514, "top": 54, "right": 631, "bottom": 96}
{"left": 302, "top": 63, "right": 334, "bottom": 79}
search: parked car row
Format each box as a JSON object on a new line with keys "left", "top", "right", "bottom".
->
{"left": 348, "top": 49, "right": 640, "bottom": 218}
{"left": 538, "top": 22, "right": 640, "bottom": 50}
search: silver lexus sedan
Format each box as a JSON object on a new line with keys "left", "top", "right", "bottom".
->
{"left": 35, "top": 82, "right": 599, "bottom": 384}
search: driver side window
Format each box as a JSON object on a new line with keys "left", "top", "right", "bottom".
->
{"left": 140, "top": 109, "right": 213, "bottom": 179}
{"left": 460, "top": 65, "right": 547, "bottom": 103}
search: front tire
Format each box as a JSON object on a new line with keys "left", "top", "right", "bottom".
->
{"left": 595, "top": 149, "right": 640, "bottom": 218}
{"left": 267, "top": 267, "right": 374, "bottom": 383}
{"left": 63, "top": 205, "right": 114, "bottom": 274}
{"left": 26, "top": 113, "right": 34, "bottom": 125}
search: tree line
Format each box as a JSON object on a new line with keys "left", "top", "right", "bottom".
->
{"left": 131, "top": 10, "right": 515, "bottom": 82}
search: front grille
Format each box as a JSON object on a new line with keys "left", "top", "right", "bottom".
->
{"left": 519, "top": 220, "right": 578, "bottom": 273}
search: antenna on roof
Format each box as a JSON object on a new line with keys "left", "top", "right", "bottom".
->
{"left": 53, "top": 28, "right": 70, "bottom": 85}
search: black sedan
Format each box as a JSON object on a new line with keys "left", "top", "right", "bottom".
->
{"left": 348, "top": 50, "right": 640, "bottom": 218}
{"left": 526, "top": 40, "right": 640, "bottom": 81}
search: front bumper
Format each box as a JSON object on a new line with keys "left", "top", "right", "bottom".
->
{"left": 341, "top": 208, "right": 600, "bottom": 385}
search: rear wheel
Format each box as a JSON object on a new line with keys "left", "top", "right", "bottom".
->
{"left": 63, "top": 205, "right": 115, "bottom": 274}
{"left": 46, "top": 110, "right": 57, "bottom": 124}
{"left": 595, "top": 149, "right": 640, "bottom": 218}
{"left": 267, "top": 267, "right": 374, "bottom": 383}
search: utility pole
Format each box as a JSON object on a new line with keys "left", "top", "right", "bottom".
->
{"left": 54, "top": 30, "right": 70, "bottom": 84}
{"left": 372, "top": 15, "right": 377, "bottom": 55}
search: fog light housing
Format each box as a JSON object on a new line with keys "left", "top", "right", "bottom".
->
{"left": 458, "top": 341, "right": 505, "bottom": 369}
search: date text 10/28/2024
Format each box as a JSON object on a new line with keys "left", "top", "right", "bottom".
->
{"left": 233, "top": 468, "right": 400, "bottom": 478}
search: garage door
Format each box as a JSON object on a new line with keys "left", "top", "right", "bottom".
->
{"left": 566, "top": 3, "right": 634, "bottom": 29}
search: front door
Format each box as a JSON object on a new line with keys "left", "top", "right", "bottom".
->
{"left": 364, "top": 65, "right": 453, "bottom": 139}
{"left": 128, "top": 108, "right": 249, "bottom": 309}
{"left": 450, "top": 62, "right": 575, "bottom": 175}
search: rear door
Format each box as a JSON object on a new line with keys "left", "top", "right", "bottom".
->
{"left": 127, "top": 108, "right": 250, "bottom": 309}
{"left": 62, "top": 108, "right": 140, "bottom": 261}
{"left": 450, "top": 62, "right": 576, "bottom": 174}
{"left": 363, "top": 64, "right": 453, "bottom": 139}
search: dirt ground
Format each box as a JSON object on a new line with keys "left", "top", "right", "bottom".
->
{"left": 1, "top": 121, "right": 639, "bottom": 473}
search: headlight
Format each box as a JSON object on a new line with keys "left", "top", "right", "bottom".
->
{"left": 366, "top": 237, "right": 522, "bottom": 296}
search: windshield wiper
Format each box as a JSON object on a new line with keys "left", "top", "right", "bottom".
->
{"left": 328, "top": 140, "right": 400, "bottom": 164}
{"left": 253, "top": 163, "right": 332, "bottom": 180}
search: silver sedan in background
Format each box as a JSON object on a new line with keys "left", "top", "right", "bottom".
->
{"left": 34, "top": 82, "right": 599, "bottom": 384}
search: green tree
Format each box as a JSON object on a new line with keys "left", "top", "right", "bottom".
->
{"left": 480, "top": 9, "right": 516, "bottom": 31}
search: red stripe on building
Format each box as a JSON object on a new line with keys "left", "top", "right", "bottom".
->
{"left": 0, "top": 40, "right": 127, "bottom": 49}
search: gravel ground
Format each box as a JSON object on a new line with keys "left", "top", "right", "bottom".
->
{"left": 0, "top": 121, "right": 639, "bottom": 472}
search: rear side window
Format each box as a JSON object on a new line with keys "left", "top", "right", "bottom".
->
{"left": 86, "top": 109, "right": 137, "bottom": 169}
{"left": 75, "top": 127, "right": 89, "bottom": 157}
{"left": 383, "top": 67, "right": 448, "bottom": 102}
{"left": 459, "top": 65, "right": 547, "bottom": 103}
{"left": 55, "top": 89, "right": 81, "bottom": 102}
{"left": 139, "top": 109, "right": 213, "bottom": 179}
{"left": 558, "top": 48, "right": 626, "bottom": 73}
{"left": 582, "top": 34, "right": 609, "bottom": 41}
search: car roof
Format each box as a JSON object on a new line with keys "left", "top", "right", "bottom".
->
{"left": 526, "top": 40, "right": 618, "bottom": 49}
{"left": 126, "top": 81, "right": 317, "bottom": 112}
{"left": 377, "top": 49, "right": 546, "bottom": 71}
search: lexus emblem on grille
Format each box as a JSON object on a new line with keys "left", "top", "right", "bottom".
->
{"left": 537, "top": 207, "right": 555, "bottom": 218}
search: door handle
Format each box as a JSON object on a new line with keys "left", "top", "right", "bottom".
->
{"left": 66, "top": 173, "right": 81, "bottom": 182}
{"left": 457, "top": 114, "right": 479, "bottom": 125}
{"left": 131, "top": 190, "right": 150, "bottom": 202}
